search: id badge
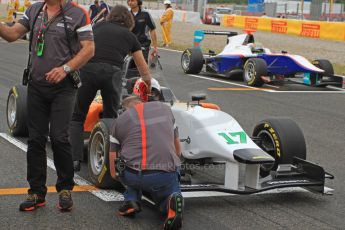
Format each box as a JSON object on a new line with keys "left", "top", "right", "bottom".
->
{"left": 36, "top": 41, "right": 44, "bottom": 57}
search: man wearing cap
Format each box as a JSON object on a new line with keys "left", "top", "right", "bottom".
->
{"left": 160, "top": 0, "right": 174, "bottom": 47}
{"left": 109, "top": 94, "right": 183, "bottom": 230}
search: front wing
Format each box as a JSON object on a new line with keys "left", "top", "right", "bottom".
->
{"left": 180, "top": 157, "right": 334, "bottom": 195}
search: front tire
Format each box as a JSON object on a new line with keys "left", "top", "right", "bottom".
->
{"left": 88, "top": 119, "right": 122, "bottom": 189}
{"left": 312, "top": 59, "right": 334, "bottom": 77}
{"left": 252, "top": 118, "right": 306, "bottom": 177}
{"left": 312, "top": 59, "right": 335, "bottom": 85}
{"left": 181, "top": 48, "right": 204, "bottom": 74}
{"left": 243, "top": 58, "right": 267, "bottom": 87}
{"left": 6, "top": 85, "right": 28, "bottom": 137}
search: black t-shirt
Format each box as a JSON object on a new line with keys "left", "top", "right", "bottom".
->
{"left": 131, "top": 9, "right": 156, "bottom": 46}
{"left": 89, "top": 21, "right": 141, "bottom": 67}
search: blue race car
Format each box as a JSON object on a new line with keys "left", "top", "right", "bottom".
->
{"left": 181, "top": 30, "right": 344, "bottom": 88}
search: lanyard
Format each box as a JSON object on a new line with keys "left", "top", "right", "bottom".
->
{"left": 35, "top": 6, "right": 61, "bottom": 57}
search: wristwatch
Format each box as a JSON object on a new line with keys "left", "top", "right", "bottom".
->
{"left": 63, "top": 64, "right": 72, "bottom": 74}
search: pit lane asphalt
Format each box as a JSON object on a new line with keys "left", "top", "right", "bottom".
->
{"left": 1, "top": 40, "right": 345, "bottom": 229}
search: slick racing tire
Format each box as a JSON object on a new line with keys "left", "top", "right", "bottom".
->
{"left": 6, "top": 85, "right": 28, "bottom": 137}
{"left": 252, "top": 118, "right": 306, "bottom": 177}
{"left": 181, "top": 48, "right": 204, "bottom": 74}
{"left": 88, "top": 119, "right": 122, "bottom": 189}
{"left": 312, "top": 59, "right": 334, "bottom": 78}
{"left": 243, "top": 58, "right": 267, "bottom": 87}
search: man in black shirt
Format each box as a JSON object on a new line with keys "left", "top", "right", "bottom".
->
{"left": 128, "top": 0, "right": 157, "bottom": 62}
{"left": 69, "top": 5, "right": 152, "bottom": 170}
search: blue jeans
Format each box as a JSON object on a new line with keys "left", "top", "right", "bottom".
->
{"left": 121, "top": 170, "right": 181, "bottom": 213}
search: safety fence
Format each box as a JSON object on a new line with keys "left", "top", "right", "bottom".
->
{"left": 221, "top": 15, "right": 345, "bottom": 42}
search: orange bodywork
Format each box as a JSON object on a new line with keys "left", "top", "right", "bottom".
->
{"left": 84, "top": 102, "right": 103, "bottom": 132}
{"left": 199, "top": 102, "right": 221, "bottom": 110}
{"left": 83, "top": 101, "right": 219, "bottom": 133}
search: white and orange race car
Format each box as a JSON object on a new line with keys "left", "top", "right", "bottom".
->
{"left": 6, "top": 61, "right": 334, "bottom": 198}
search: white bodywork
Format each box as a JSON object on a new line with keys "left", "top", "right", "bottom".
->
{"left": 171, "top": 103, "right": 269, "bottom": 190}
{"left": 172, "top": 103, "right": 260, "bottom": 161}
{"left": 218, "top": 34, "right": 271, "bottom": 56}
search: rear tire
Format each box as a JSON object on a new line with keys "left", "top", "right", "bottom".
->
{"left": 252, "top": 118, "right": 306, "bottom": 177}
{"left": 243, "top": 58, "right": 267, "bottom": 87}
{"left": 88, "top": 119, "right": 122, "bottom": 189}
{"left": 6, "top": 85, "right": 28, "bottom": 137}
{"left": 181, "top": 48, "right": 204, "bottom": 74}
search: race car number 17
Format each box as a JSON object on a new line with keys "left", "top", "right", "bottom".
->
{"left": 218, "top": 132, "right": 247, "bottom": 145}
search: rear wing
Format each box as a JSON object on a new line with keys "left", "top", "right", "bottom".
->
{"left": 193, "top": 30, "right": 238, "bottom": 48}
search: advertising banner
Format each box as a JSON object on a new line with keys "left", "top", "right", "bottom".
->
{"left": 222, "top": 15, "right": 345, "bottom": 42}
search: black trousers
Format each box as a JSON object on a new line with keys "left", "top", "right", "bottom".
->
{"left": 70, "top": 62, "right": 122, "bottom": 161}
{"left": 142, "top": 46, "right": 150, "bottom": 63}
{"left": 27, "top": 79, "right": 76, "bottom": 196}
{"left": 140, "top": 40, "right": 151, "bottom": 63}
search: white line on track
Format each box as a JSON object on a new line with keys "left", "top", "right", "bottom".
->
{"left": 188, "top": 74, "right": 345, "bottom": 93}
{"left": 158, "top": 47, "right": 182, "bottom": 53}
{"left": 269, "top": 90, "right": 345, "bottom": 94}
{"left": 0, "top": 132, "right": 324, "bottom": 200}
{"left": 0, "top": 132, "right": 124, "bottom": 202}
{"left": 187, "top": 74, "right": 276, "bottom": 92}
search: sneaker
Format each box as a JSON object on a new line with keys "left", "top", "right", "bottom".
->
{"left": 118, "top": 201, "right": 141, "bottom": 217}
{"left": 164, "top": 193, "right": 184, "bottom": 230}
{"left": 58, "top": 190, "right": 73, "bottom": 211}
{"left": 19, "top": 194, "right": 46, "bottom": 211}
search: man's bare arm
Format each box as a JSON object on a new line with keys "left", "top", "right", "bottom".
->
{"left": 0, "top": 22, "right": 28, "bottom": 42}
{"left": 45, "top": 40, "right": 95, "bottom": 84}
{"left": 149, "top": 29, "right": 157, "bottom": 51}
{"left": 66, "top": 40, "right": 95, "bottom": 71}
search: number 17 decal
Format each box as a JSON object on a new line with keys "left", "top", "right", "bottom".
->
{"left": 218, "top": 132, "right": 247, "bottom": 144}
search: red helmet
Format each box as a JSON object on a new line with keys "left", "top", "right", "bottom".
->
{"left": 133, "top": 78, "right": 161, "bottom": 102}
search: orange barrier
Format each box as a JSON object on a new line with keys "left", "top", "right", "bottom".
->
{"left": 222, "top": 15, "right": 345, "bottom": 42}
